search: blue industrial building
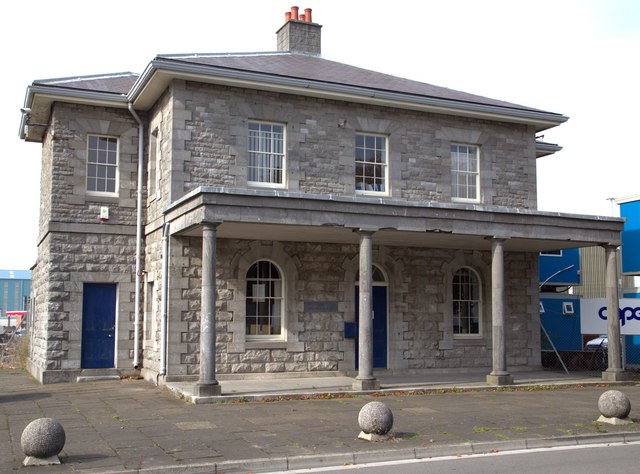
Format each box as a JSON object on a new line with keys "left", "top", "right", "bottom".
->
{"left": 539, "top": 196, "right": 640, "bottom": 367}
{"left": 617, "top": 195, "right": 640, "bottom": 295}
{"left": 0, "top": 270, "right": 31, "bottom": 326}
{"left": 539, "top": 250, "right": 583, "bottom": 352}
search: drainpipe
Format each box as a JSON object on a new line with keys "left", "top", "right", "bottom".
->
{"left": 160, "top": 223, "right": 170, "bottom": 376}
{"left": 128, "top": 103, "right": 144, "bottom": 370}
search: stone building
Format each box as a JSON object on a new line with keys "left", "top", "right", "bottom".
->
{"left": 20, "top": 7, "right": 625, "bottom": 389}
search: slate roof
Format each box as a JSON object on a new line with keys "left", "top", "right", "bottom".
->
{"left": 30, "top": 52, "right": 547, "bottom": 116}
{"left": 23, "top": 51, "right": 566, "bottom": 143}
{"left": 157, "top": 52, "right": 542, "bottom": 113}
{"left": 33, "top": 72, "right": 139, "bottom": 95}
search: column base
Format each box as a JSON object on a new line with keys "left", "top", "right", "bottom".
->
{"left": 486, "top": 373, "right": 514, "bottom": 386}
{"left": 601, "top": 369, "right": 629, "bottom": 382}
{"left": 352, "top": 378, "right": 380, "bottom": 391}
{"left": 195, "top": 382, "right": 222, "bottom": 397}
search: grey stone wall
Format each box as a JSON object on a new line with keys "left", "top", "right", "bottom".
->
{"left": 44, "top": 104, "right": 139, "bottom": 225}
{"left": 159, "top": 238, "right": 539, "bottom": 377}
{"left": 28, "top": 230, "right": 138, "bottom": 381}
{"left": 31, "top": 79, "right": 541, "bottom": 382}
{"left": 166, "top": 81, "right": 537, "bottom": 210}
{"left": 28, "top": 102, "right": 142, "bottom": 382}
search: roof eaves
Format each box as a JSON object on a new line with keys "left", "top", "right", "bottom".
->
{"left": 535, "top": 141, "right": 563, "bottom": 158}
{"left": 130, "top": 58, "right": 568, "bottom": 131}
{"left": 32, "top": 71, "right": 138, "bottom": 86}
{"left": 20, "top": 84, "right": 128, "bottom": 141}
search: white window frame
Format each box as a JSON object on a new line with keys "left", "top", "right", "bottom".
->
{"left": 451, "top": 143, "right": 479, "bottom": 202}
{"left": 247, "top": 121, "right": 286, "bottom": 188}
{"left": 540, "top": 250, "right": 563, "bottom": 257}
{"left": 86, "top": 134, "right": 119, "bottom": 196}
{"left": 245, "top": 260, "right": 285, "bottom": 341}
{"left": 452, "top": 267, "right": 482, "bottom": 338}
{"left": 562, "top": 302, "right": 575, "bottom": 315}
{"left": 355, "top": 133, "right": 389, "bottom": 195}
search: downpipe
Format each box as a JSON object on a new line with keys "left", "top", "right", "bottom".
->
{"left": 160, "top": 223, "right": 170, "bottom": 376}
{"left": 128, "top": 103, "right": 144, "bottom": 370}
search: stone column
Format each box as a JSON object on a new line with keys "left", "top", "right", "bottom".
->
{"left": 486, "top": 238, "right": 513, "bottom": 385}
{"left": 602, "top": 245, "right": 627, "bottom": 381}
{"left": 353, "top": 230, "right": 380, "bottom": 391}
{"left": 195, "top": 222, "right": 222, "bottom": 396}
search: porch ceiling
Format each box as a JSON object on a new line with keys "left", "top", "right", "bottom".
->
{"left": 177, "top": 221, "right": 598, "bottom": 253}
{"left": 162, "top": 187, "right": 623, "bottom": 253}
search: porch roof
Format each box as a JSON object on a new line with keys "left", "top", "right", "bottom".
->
{"left": 159, "top": 187, "right": 623, "bottom": 253}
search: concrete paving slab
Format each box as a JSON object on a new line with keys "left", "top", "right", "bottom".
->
{"left": 2, "top": 368, "right": 640, "bottom": 473}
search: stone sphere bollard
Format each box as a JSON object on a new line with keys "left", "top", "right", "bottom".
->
{"left": 598, "top": 390, "right": 631, "bottom": 419}
{"left": 358, "top": 401, "right": 393, "bottom": 440}
{"left": 21, "top": 418, "right": 66, "bottom": 465}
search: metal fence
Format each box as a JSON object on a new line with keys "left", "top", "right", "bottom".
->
{"left": 540, "top": 296, "right": 640, "bottom": 373}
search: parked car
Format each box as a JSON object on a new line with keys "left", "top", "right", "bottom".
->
{"left": 585, "top": 335, "right": 608, "bottom": 351}
{"left": 584, "top": 335, "right": 608, "bottom": 370}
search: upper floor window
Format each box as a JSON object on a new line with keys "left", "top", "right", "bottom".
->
{"left": 453, "top": 267, "right": 481, "bottom": 336}
{"left": 451, "top": 144, "right": 479, "bottom": 202}
{"left": 246, "top": 260, "right": 283, "bottom": 339}
{"left": 87, "top": 135, "right": 118, "bottom": 195}
{"left": 355, "top": 133, "right": 387, "bottom": 194}
{"left": 248, "top": 122, "right": 285, "bottom": 187}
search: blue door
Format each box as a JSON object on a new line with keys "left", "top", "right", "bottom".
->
{"left": 81, "top": 283, "right": 116, "bottom": 368}
{"left": 355, "top": 286, "right": 388, "bottom": 369}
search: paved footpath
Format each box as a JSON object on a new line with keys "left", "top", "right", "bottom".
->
{"left": 2, "top": 368, "right": 640, "bottom": 473}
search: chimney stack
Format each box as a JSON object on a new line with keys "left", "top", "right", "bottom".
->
{"left": 277, "top": 6, "right": 322, "bottom": 55}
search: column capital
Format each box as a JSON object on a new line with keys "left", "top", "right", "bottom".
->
{"left": 600, "top": 243, "right": 620, "bottom": 251}
{"left": 485, "top": 236, "right": 509, "bottom": 243}
{"left": 354, "top": 228, "right": 377, "bottom": 236}
{"left": 201, "top": 220, "right": 222, "bottom": 229}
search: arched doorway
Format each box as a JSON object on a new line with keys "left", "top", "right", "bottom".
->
{"left": 355, "top": 265, "right": 388, "bottom": 369}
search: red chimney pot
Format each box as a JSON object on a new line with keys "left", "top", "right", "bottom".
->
{"left": 291, "top": 6, "right": 299, "bottom": 20}
{"left": 285, "top": 11, "right": 291, "bottom": 21}
{"left": 304, "top": 8, "right": 312, "bottom": 23}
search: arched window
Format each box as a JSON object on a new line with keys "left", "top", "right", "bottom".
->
{"left": 452, "top": 267, "right": 481, "bottom": 336}
{"left": 246, "top": 260, "right": 283, "bottom": 339}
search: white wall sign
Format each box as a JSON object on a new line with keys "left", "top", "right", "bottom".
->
{"left": 580, "top": 298, "right": 640, "bottom": 335}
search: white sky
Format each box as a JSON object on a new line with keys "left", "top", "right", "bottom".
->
{"left": 1, "top": 0, "right": 638, "bottom": 270}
